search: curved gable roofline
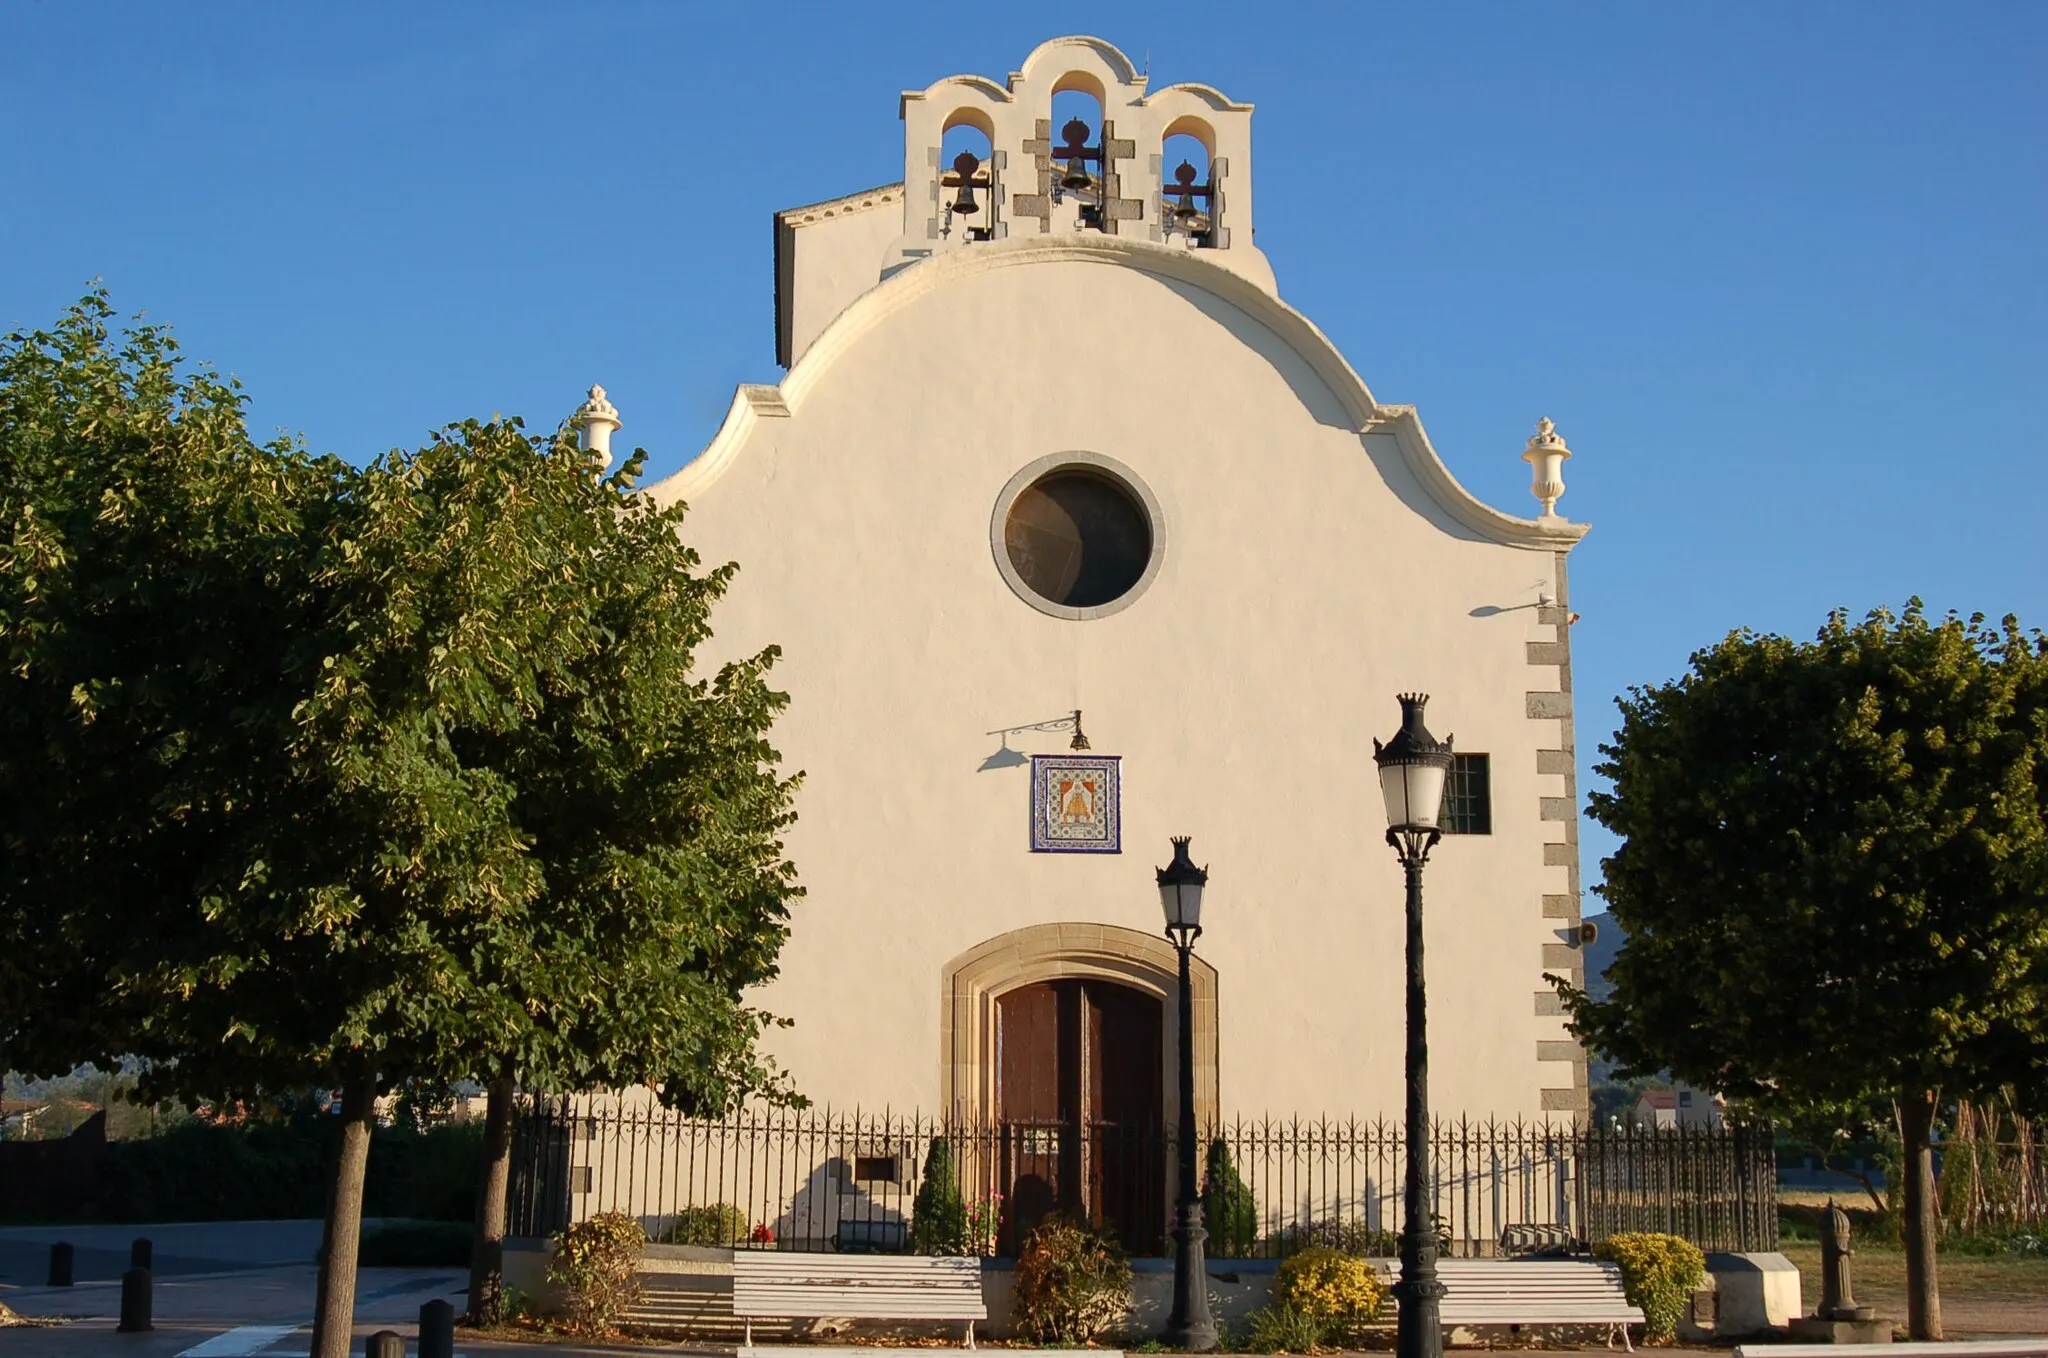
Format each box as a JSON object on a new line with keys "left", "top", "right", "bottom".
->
{"left": 899, "top": 73, "right": 1012, "bottom": 116}
{"left": 656, "top": 236, "right": 1587, "bottom": 552}
{"left": 1013, "top": 34, "right": 1143, "bottom": 88}
{"left": 1142, "top": 81, "right": 1252, "bottom": 113}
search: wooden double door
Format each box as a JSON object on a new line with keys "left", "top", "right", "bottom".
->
{"left": 994, "top": 978, "right": 1165, "bottom": 1255}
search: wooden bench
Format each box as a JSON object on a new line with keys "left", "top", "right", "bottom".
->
{"left": 732, "top": 1251, "right": 987, "bottom": 1351}
{"left": 1418, "top": 1259, "right": 1647, "bottom": 1350}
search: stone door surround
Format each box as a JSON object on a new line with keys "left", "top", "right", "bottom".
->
{"left": 941, "top": 922, "right": 1219, "bottom": 1130}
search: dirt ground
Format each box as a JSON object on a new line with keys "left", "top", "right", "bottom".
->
{"left": 1776, "top": 1241, "right": 2048, "bottom": 1336}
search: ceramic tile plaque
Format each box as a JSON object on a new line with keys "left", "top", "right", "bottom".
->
{"left": 1029, "top": 754, "right": 1121, "bottom": 853}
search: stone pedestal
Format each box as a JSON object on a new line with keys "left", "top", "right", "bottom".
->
{"left": 1788, "top": 1316, "right": 1892, "bottom": 1344}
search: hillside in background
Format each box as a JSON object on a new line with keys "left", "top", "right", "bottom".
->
{"left": 1582, "top": 913, "right": 1620, "bottom": 1005}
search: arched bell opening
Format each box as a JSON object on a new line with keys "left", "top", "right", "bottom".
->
{"left": 939, "top": 108, "right": 998, "bottom": 242}
{"left": 1161, "top": 117, "right": 1220, "bottom": 247}
{"left": 1048, "top": 83, "right": 1109, "bottom": 228}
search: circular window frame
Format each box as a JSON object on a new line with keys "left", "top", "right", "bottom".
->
{"left": 990, "top": 452, "right": 1166, "bottom": 621}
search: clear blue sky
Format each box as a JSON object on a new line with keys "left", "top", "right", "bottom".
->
{"left": 5, "top": 2, "right": 2043, "bottom": 905}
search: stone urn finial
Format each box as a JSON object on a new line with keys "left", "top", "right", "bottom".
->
{"left": 1521, "top": 417, "right": 1571, "bottom": 518}
{"left": 574, "top": 384, "right": 622, "bottom": 469}
{"left": 1817, "top": 1198, "right": 1876, "bottom": 1322}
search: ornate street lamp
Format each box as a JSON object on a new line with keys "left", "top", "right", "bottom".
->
{"left": 1158, "top": 837, "right": 1218, "bottom": 1353}
{"left": 1373, "top": 695, "right": 1455, "bottom": 1358}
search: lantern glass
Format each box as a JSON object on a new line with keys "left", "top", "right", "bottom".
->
{"left": 1379, "top": 759, "right": 1448, "bottom": 833}
{"left": 1160, "top": 877, "right": 1203, "bottom": 932}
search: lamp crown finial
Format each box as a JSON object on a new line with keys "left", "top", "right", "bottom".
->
{"left": 1158, "top": 835, "right": 1207, "bottom": 885}
{"left": 1375, "top": 692, "right": 1454, "bottom": 764}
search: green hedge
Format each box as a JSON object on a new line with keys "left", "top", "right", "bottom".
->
{"left": 2, "top": 1118, "right": 482, "bottom": 1224}
{"left": 359, "top": 1218, "right": 475, "bottom": 1266}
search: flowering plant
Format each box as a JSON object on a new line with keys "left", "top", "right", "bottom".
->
{"left": 965, "top": 1193, "right": 1004, "bottom": 1255}
{"left": 750, "top": 1222, "right": 776, "bottom": 1244}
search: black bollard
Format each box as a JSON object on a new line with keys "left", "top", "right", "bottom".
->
{"left": 419, "top": 1298, "right": 455, "bottom": 1358}
{"left": 130, "top": 1236, "right": 153, "bottom": 1271}
{"left": 48, "top": 1241, "right": 74, "bottom": 1287}
{"left": 117, "top": 1267, "right": 153, "bottom": 1332}
{"left": 365, "top": 1329, "right": 405, "bottom": 1358}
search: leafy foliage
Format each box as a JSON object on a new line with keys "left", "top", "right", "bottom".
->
{"left": 357, "top": 1219, "right": 473, "bottom": 1267}
{"left": 1558, "top": 603, "right": 2048, "bottom": 1338}
{"left": 1242, "top": 1244, "right": 1386, "bottom": 1351}
{"left": 548, "top": 1211, "right": 647, "bottom": 1335}
{"left": 911, "top": 1135, "right": 969, "bottom": 1255}
{"left": 1595, "top": 1232, "right": 1705, "bottom": 1343}
{"left": 1238, "top": 1302, "right": 1329, "bottom": 1354}
{"left": 1270, "top": 1219, "right": 1398, "bottom": 1258}
{"left": 1273, "top": 1244, "right": 1386, "bottom": 1322}
{"left": 0, "top": 292, "right": 801, "bottom": 1351}
{"left": 1201, "top": 1137, "right": 1258, "bottom": 1258}
{"left": 655, "top": 1203, "right": 748, "bottom": 1245}
{"left": 1012, "top": 1216, "right": 1132, "bottom": 1344}
{"left": 1561, "top": 602, "right": 2048, "bottom": 1106}
{"left": 0, "top": 1100, "right": 481, "bottom": 1224}
{"left": 1, "top": 290, "right": 800, "bottom": 1101}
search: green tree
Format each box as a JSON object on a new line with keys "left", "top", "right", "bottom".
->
{"left": 1557, "top": 604, "right": 2048, "bottom": 1340}
{"left": 1200, "top": 1136, "right": 1258, "bottom": 1258}
{"left": 0, "top": 294, "right": 800, "bottom": 1355}
{"left": 912, "top": 1135, "right": 969, "bottom": 1254}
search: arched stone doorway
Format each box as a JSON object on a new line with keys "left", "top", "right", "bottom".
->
{"left": 941, "top": 923, "right": 1219, "bottom": 1254}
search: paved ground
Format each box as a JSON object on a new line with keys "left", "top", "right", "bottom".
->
{"left": 0, "top": 1219, "right": 330, "bottom": 1284}
{"left": 0, "top": 1220, "right": 478, "bottom": 1356}
{"left": 5, "top": 1222, "right": 2045, "bottom": 1355}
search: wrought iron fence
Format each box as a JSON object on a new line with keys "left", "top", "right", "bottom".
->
{"left": 508, "top": 1099, "right": 1777, "bottom": 1256}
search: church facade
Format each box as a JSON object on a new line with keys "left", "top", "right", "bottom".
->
{"left": 635, "top": 36, "right": 1594, "bottom": 1142}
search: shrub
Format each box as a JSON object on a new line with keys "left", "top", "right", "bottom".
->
{"left": 1201, "top": 1139, "right": 1258, "bottom": 1258}
{"left": 1272, "top": 1219, "right": 1398, "bottom": 1258}
{"left": 1240, "top": 1302, "right": 1328, "bottom": 1354}
{"left": 1013, "top": 1217, "right": 1132, "bottom": 1345}
{"left": 358, "top": 1218, "right": 471, "bottom": 1266}
{"left": 26, "top": 1116, "right": 483, "bottom": 1225}
{"left": 1595, "top": 1232, "right": 1706, "bottom": 1343}
{"left": 373, "top": 1120, "right": 483, "bottom": 1222}
{"left": 549, "top": 1211, "right": 647, "bottom": 1335}
{"left": 1274, "top": 1244, "right": 1386, "bottom": 1323}
{"left": 656, "top": 1203, "right": 748, "bottom": 1245}
{"left": 911, "top": 1136, "right": 968, "bottom": 1255}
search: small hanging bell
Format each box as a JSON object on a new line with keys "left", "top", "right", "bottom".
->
{"left": 950, "top": 151, "right": 981, "bottom": 216}
{"left": 1058, "top": 118, "right": 1093, "bottom": 192}
{"left": 1171, "top": 160, "right": 1201, "bottom": 223}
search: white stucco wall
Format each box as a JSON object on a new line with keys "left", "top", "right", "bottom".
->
{"left": 778, "top": 189, "right": 904, "bottom": 368}
{"left": 646, "top": 230, "right": 1590, "bottom": 1122}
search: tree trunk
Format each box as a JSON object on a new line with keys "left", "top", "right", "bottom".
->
{"left": 465, "top": 1076, "right": 516, "bottom": 1327}
{"left": 311, "top": 1070, "right": 377, "bottom": 1358}
{"left": 1899, "top": 1090, "right": 1943, "bottom": 1341}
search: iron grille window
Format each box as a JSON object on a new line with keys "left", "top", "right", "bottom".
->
{"left": 1440, "top": 753, "right": 1491, "bottom": 834}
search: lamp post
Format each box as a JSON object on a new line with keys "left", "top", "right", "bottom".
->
{"left": 1158, "top": 836, "right": 1218, "bottom": 1353}
{"left": 1373, "top": 695, "right": 1456, "bottom": 1358}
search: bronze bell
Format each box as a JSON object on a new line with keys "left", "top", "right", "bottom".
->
{"left": 950, "top": 150, "right": 981, "bottom": 215}
{"left": 1171, "top": 160, "right": 1201, "bottom": 222}
{"left": 1059, "top": 117, "right": 1092, "bottom": 191}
